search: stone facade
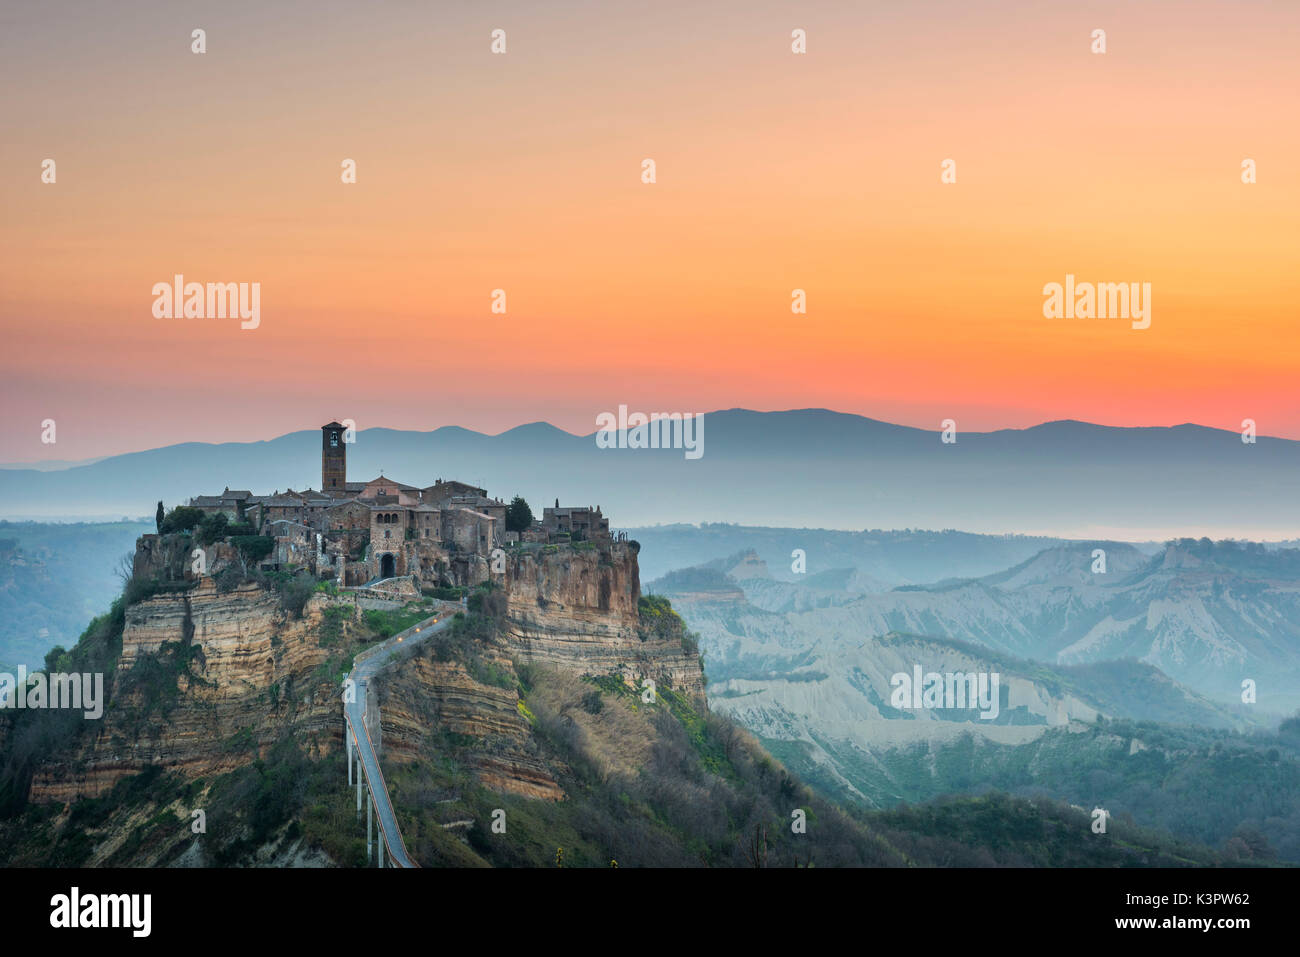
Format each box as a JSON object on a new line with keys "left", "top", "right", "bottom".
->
{"left": 542, "top": 504, "right": 610, "bottom": 540}
{"left": 186, "top": 421, "right": 543, "bottom": 587}
{"left": 322, "top": 422, "right": 347, "bottom": 493}
{"left": 185, "top": 420, "right": 622, "bottom": 587}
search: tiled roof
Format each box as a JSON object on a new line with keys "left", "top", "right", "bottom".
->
{"left": 263, "top": 494, "right": 306, "bottom": 506}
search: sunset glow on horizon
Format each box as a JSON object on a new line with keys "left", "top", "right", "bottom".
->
{"left": 3, "top": 0, "right": 1298, "bottom": 460}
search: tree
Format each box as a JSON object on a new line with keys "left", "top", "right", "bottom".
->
{"left": 505, "top": 495, "right": 533, "bottom": 533}
{"left": 155, "top": 501, "right": 165, "bottom": 533}
{"left": 197, "top": 511, "right": 229, "bottom": 546}
{"left": 160, "top": 505, "right": 205, "bottom": 534}
{"left": 116, "top": 550, "right": 135, "bottom": 589}
{"left": 232, "top": 535, "right": 273, "bottom": 566}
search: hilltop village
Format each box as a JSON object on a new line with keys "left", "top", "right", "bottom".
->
{"left": 172, "top": 422, "right": 613, "bottom": 589}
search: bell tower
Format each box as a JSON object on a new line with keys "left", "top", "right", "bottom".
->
{"left": 322, "top": 421, "right": 347, "bottom": 493}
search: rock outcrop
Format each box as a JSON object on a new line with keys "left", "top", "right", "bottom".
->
{"left": 377, "top": 654, "right": 563, "bottom": 801}
{"left": 502, "top": 542, "right": 704, "bottom": 703}
{"left": 28, "top": 579, "right": 349, "bottom": 803}
{"left": 20, "top": 536, "right": 708, "bottom": 807}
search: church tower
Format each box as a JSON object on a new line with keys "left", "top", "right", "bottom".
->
{"left": 322, "top": 421, "right": 347, "bottom": 493}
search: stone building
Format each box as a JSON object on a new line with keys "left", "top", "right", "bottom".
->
{"left": 322, "top": 421, "right": 347, "bottom": 493}
{"left": 190, "top": 488, "right": 254, "bottom": 522}
{"left": 186, "top": 421, "right": 607, "bottom": 586}
{"left": 542, "top": 504, "right": 610, "bottom": 540}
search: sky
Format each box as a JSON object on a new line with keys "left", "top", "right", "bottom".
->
{"left": 1, "top": 0, "right": 1297, "bottom": 462}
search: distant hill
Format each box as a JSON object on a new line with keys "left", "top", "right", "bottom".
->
{"left": 887, "top": 540, "right": 1300, "bottom": 709}
{"left": 628, "top": 525, "right": 1079, "bottom": 584}
{"left": 659, "top": 539, "right": 1300, "bottom": 712}
{"left": 764, "top": 717, "right": 1300, "bottom": 863}
{"left": 3, "top": 410, "right": 1299, "bottom": 539}
{"left": 0, "top": 520, "right": 151, "bottom": 671}
{"left": 651, "top": 552, "right": 1300, "bottom": 860}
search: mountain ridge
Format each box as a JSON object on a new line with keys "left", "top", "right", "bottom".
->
{"left": 5, "top": 410, "right": 1297, "bottom": 537}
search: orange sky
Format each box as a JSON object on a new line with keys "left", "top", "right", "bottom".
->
{"left": 1, "top": 0, "right": 1297, "bottom": 460}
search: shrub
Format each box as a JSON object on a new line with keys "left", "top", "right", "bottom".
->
{"left": 276, "top": 571, "right": 317, "bottom": 618}
{"left": 213, "top": 564, "right": 245, "bottom": 593}
{"left": 422, "top": 585, "right": 466, "bottom": 601}
{"left": 195, "top": 512, "right": 229, "bottom": 546}
{"left": 160, "top": 506, "right": 205, "bottom": 534}
{"left": 231, "top": 535, "right": 273, "bottom": 563}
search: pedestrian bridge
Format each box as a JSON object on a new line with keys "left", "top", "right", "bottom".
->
{"left": 343, "top": 609, "right": 454, "bottom": 867}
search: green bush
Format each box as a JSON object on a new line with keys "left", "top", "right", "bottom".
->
{"left": 276, "top": 571, "right": 317, "bottom": 618}
{"left": 160, "top": 506, "right": 205, "bottom": 534}
{"left": 421, "top": 585, "right": 466, "bottom": 601}
{"left": 231, "top": 535, "right": 273, "bottom": 563}
{"left": 195, "top": 512, "right": 229, "bottom": 546}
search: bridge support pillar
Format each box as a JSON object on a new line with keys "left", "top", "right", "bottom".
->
{"left": 347, "top": 729, "right": 353, "bottom": 786}
{"left": 367, "top": 791, "right": 373, "bottom": 862}
{"left": 356, "top": 756, "right": 362, "bottom": 818}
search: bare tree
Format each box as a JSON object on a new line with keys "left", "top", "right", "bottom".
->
{"left": 116, "top": 550, "right": 135, "bottom": 590}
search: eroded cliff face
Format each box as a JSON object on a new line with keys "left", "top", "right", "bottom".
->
{"left": 377, "top": 654, "right": 564, "bottom": 801}
{"left": 24, "top": 538, "right": 705, "bottom": 810}
{"left": 28, "top": 578, "right": 348, "bottom": 803}
{"left": 373, "top": 542, "right": 706, "bottom": 801}
{"left": 501, "top": 542, "right": 705, "bottom": 703}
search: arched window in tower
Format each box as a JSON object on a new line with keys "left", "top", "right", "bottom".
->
{"left": 330, "top": 431, "right": 339, "bottom": 447}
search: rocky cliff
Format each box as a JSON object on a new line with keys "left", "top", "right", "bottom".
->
{"left": 28, "top": 578, "right": 348, "bottom": 803}
{"left": 16, "top": 536, "right": 706, "bottom": 810}
{"left": 373, "top": 540, "right": 705, "bottom": 802}
{"left": 501, "top": 541, "right": 705, "bottom": 702}
{"left": 377, "top": 653, "right": 564, "bottom": 801}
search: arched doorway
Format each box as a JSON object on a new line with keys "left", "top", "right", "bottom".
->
{"left": 380, "top": 553, "right": 396, "bottom": 578}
